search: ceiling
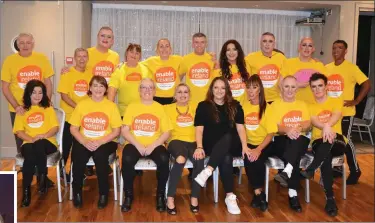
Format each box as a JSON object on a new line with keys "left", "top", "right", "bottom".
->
{"left": 92, "top": 1, "right": 340, "bottom": 12}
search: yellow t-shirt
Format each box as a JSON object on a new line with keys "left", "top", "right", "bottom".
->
{"left": 267, "top": 99, "right": 311, "bottom": 135}
{"left": 1, "top": 52, "right": 54, "bottom": 112}
{"left": 108, "top": 63, "right": 150, "bottom": 116}
{"left": 69, "top": 98, "right": 122, "bottom": 140}
{"left": 245, "top": 51, "right": 287, "bottom": 102}
{"left": 241, "top": 101, "right": 273, "bottom": 145}
{"left": 87, "top": 47, "right": 120, "bottom": 83}
{"left": 178, "top": 52, "right": 218, "bottom": 103}
{"left": 309, "top": 97, "right": 344, "bottom": 142}
{"left": 164, "top": 102, "right": 197, "bottom": 143}
{"left": 122, "top": 101, "right": 173, "bottom": 146}
{"left": 57, "top": 67, "right": 93, "bottom": 121}
{"left": 325, "top": 60, "right": 369, "bottom": 116}
{"left": 142, "top": 55, "right": 183, "bottom": 98}
{"left": 214, "top": 64, "right": 249, "bottom": 104}
{"left": 13, "top": 106, "right": 59, "bottom": 146}
{"left": 281, "top": 58, "right": 327, "bottom": 104}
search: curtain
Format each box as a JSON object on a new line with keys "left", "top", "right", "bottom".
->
{"left": 92, "top": 3, "right": 312, "bottom": 61}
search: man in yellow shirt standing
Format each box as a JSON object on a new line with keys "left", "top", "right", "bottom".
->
{"left": 1, "top": 33, "right": 54, "bottom": 154}
{"left": 281, "top": 37, "right": 327, "bottom": 104}
{"left": 178, "top": 32, "right": 219, "bottom": 103}
{"left": 326, "top": 40, "right": 371, "bottom": 184}
{"left": 245, "top": 32, "right": 287, "bottom": 103}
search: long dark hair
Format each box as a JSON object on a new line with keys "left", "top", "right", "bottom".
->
{"left": 219, "top": 39, "right": 249, "bottom": 82}
{"left": 245, "top": 75, "right": 267, "bottom": 120}
{"left": 23, "top": 80, "right": 50, "bottom": 111}
{"left": 205, "top": 76, "right": 238, "bottom": 125}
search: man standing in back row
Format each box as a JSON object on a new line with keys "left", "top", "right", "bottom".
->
{"left": 325, "top": 40, "right": 371, "bottom": 184}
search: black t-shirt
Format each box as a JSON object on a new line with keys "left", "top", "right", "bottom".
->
{"left": 194, "top": 100, "right": 244, "bottom": 152}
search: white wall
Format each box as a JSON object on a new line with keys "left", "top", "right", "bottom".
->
{"left": 0, "top": 1, "right": 92, "bottom": 158}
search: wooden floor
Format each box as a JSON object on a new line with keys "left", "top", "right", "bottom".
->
{"left": 1, "top": 154, "right": 374, "bottom": 222}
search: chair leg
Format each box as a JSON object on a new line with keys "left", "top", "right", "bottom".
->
{"left": 367, "top": 126, "right": 374, "bottom": 146}
{"left": 265, "top": 166, "right": 269, "bottom": 202}
{"left": 305, "top": 178, "right": 310, "bottom": 203}
{"left": 69, "top": 163, "right": 73, "bottom": 201}
{"left": 119, "top": 175, "right": 123, "bottom": 206}
{"left": 343, "top": 164, "right": 347, "bottom": 200}
{"left": 61, "top": 159, "right": 68, "bottom": 187}
{"left": 56, "top": 165, "right": 62, "bottom": 203}
{"left": 116, "top": 159, "right": 121, "bottom": 186}
{"left": 358, "top": 126, "right": 363, "bottom": 141}
{"left": 213, "top": 168, "right": 219, "bottom": 203}
{"left": 113, "top": 162, "right": 118, "bottom": 201}
{"left": 238, "top": 167, "right": 243, "bottom": 184}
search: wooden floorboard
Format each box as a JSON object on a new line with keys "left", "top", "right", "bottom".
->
{"left": 1, "top": 154, "right": 374, "bottom": 222}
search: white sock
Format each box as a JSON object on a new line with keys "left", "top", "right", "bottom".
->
{"left": 283, "top": 163, "right": 293, "bottom": 178}
{"left": 288, "top": 189, "right": 297, "bottom": 198}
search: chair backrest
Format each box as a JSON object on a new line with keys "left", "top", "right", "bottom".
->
{"left": 363, "top": 96, "right": 374, "bottom": 124}
{"left": 54, "top": 107, "right": 65, "bottom": 153}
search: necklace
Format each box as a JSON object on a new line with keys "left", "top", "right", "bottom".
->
{"left": 176, "top": 104, "right": 189, "bottom": 115}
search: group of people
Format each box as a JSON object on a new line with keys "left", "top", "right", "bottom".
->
{"left": 1, "top": 26, "right": 371, "bottom": 217}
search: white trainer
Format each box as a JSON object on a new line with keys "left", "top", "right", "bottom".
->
{"left": 194, "top": 168, "right": 212, "bottom": 187}
{"left": 225, "top": 194, "right": 241, "bottom": 215}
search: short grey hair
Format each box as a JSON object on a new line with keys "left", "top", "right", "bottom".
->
{"left": 139, "top": 78, "right": 155, "bottom": 90}
{"left": 16, "top": 33, "right": 35, "bottom": 44}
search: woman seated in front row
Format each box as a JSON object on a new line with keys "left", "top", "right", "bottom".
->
{"left": 69, "top": 76, "right": 122, "bottom": 209}
{"left": 164, "top": 83, "right": 204, "bottom": 215}
{"left": 193, "top": 76, "right": 246, "bottom": 215}
{"left": 14, "top": 80, "right": 59, "bottom": 207}
{"left": 237, "top": 74, "right": 274, "bottom": 212}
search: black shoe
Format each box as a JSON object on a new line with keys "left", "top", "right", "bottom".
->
{"left": 166, "top": 199, "right": 177, "bottom": 215}
{"left": 300, "top": 169, "right": 315, "bottom": 179}
{"left": 332, "top": 166, "right": 343, "bottom": 178}
{"left": 250, "top": 193, "right": 260, "bottom": 208}
{"left": 251, "top": 192, "right": 268, "bottom": 212}
{"left": 289, "top": 196, "right": 302, "bottom": 213}
{"left": 190, "top": 204, "right": 199, "bottom": 213}
{"left": 325, "top": 197, "right": 338, "bottom": 217}
{"left": 97, "top": 195, "right": 108, "bottom": 209}
{"left": 73, "top": 192, "right": 83, "bottom": 208}
{"left": 274, "top": 172, "right": 289, "bottom": 187}
{"left": 233, "top": 167, "right": 240, "bottom": 176}
{"left": 135, "top": 170, "right": 143, "bottom": 176}
{"left": 156, "top": 193, "right": 166, "bottom": 212}
{"left": 121, "top": 190, "right": 133, "bottom": 212}
{"left": 21, "top": 186, "right": 31, "bottom": 207}
{"left": 346, "top": 170, "right": 361, "bottom": 185}
{"left": 37, "top": 174, "right": 48, "bottom": 194}
{"left": 86, "top": 166, "right": 95, "bottom": 176}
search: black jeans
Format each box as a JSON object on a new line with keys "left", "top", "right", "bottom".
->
{"left": 121, "top": 144, "right": 170, "bottom": 193}
{"left": 10, "top": 112, "right": 23, "bottom": 153}
{"left": 21, "top": 139, "right": 57, "bottom": 189}
{"left": 61, "top": 121, "right": 73, "bottom": 170}
{"left": 153, "top": 96, "right": 174, "bottom": 105}
{"left": 310, "top": 135, "right": 345, "bottom": 197}
{"left": 244, "top": 142, "right": 275, "bottom": 190}
{"left": 167, "top": 140, "right": 204, "bottom": 198}
{"left": 273, "top": 135, "right": 310, "bottom": 190}
{"left": 71, "top": 140, "right": 117, "bottom": 195}
{"left": 341, "top": 116, "right": 360, "bottom": 172}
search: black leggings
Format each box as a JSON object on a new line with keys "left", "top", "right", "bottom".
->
{"left": 71, "top": 141, "right": 117, "bottom": 195}
{"left": 244, "top": 142, "right": 275, "bottom": 190}
{"left": 121, "top": 144, "right": 170, "bottom": 193}
{"left": 21, "top": 139, "right": 57, "bottom": 189}
{"left": 167, "top": 140, "right": 204, "bottom": 198}
{"left": 61, "top": 121, "right": 73, "bottom": 170}
{"left": 273, "top": 135, "right": 310, "bottom": 190}
{"left": 341, "top": 116, "right": 360, "bottom": 172}
{"left": 205, "top": 133, "right": 234, "bottom": 193}
{"left": 310, "top": 136, "right": 345, "bottom": 197}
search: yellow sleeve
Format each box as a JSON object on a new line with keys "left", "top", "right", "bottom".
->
{"left": 140, "top": 64, "right": 151, "bottom": 78}
{"left": 108, "top": 68, "right": 121, "bottom": 89}
{"left": 245, "top": 60, "right": 253, "bottom": 75}
{"left": 160, "top": 107, "right": 173, "bottom": 132}
{"left": 48, "top": 107, "right": 60, "bottom": 128}
{"left": 353, "top": 65, "right": 369, "bottom": 85}
{"left": 12, "top": 114, "right": 24, "bottom": 133}
{"left": 110, "top": 103, "right": 123, "bottom": 128}
{"left": 178, "top": 57, "right": 188, "bottom": 76}
{"left": 115, "top": 54, "right": 120, "bottom": 67}
{"left": 57, "top": 74, "right": 69, "bottom": 94}
{"left": 301, "top": 102, "right": 311, "bottom": 121}
{"left": 1, "top": 57, "right": 12, "bottom": 82}
{"left": 69, "top": 103, "right": 82, "bottom": 127}
{"left": 41, "top": 54, "right": 54, "bottom": 78}
{"left": 122, "top": 104, "right": 133, "bottom": 126}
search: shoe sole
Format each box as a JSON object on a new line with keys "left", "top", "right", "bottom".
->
{"left": 274, "top": 174, "right": 288, "bottom": 187}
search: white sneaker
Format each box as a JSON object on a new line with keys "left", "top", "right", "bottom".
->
{"left": 194, "top": 168, "right": 212, "bottom": 187}
{"left": 225, "top": 194, "right": 241, "bottom": 215}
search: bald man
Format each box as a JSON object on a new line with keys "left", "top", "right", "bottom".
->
{"left": 281, "top": 37, "right": 328, "bottom": 104}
